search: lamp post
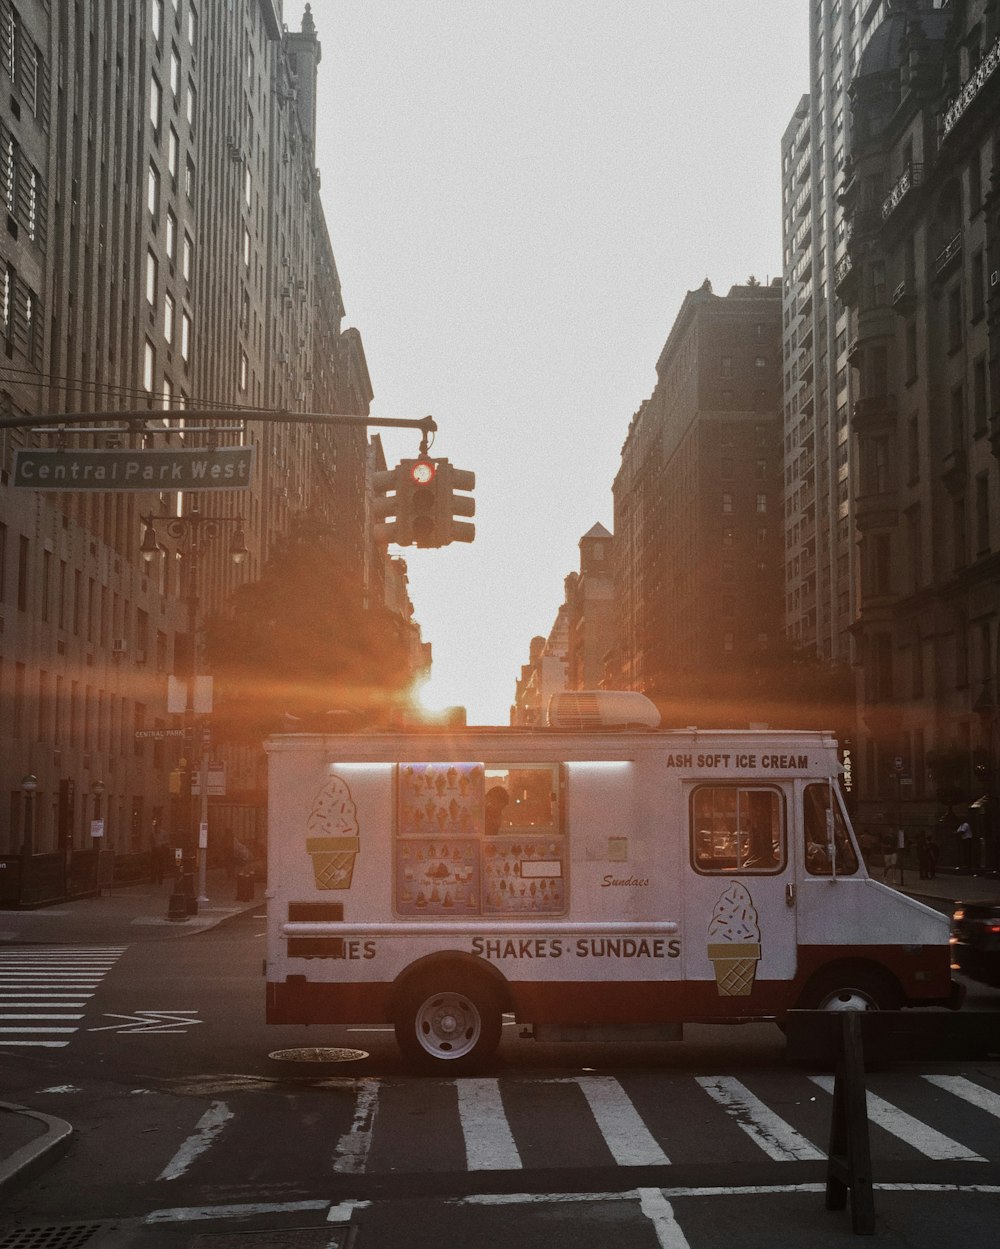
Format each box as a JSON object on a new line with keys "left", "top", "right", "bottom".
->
{"left": 90, "top": 780, "right": 105, "bottom": 895}
{"left": 140, "top": 507, "right": 248, "bottom": 919}
{"left": 20, "top": 774, "right": 38, "bottom": 858}
{"left": 20, "top": 774, "right": 37, "bottom": 906}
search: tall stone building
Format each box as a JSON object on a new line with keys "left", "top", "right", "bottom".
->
{"left": 612, "top": 281, "right": 785, "bottom": 725}
{"left": 839, "top": 0, "right": 1000, "bottom": 860}
{"left": 0, "top": 2, "right": 377, "bottom": 892}
{"left": 780, "top": 0, "right": 908, "bottom": 672}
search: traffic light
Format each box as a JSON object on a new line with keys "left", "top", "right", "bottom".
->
{"left": 376, "top": 457, "right": 477, "bottom": 548}
{"left": 437, "top": 461, "right": 476, "bottom": 545}
{"left": 372, "top": 465, "right": 407, "bottom": 545}
{"left": 405, "top": 457, "right": 439, "bottom": 547}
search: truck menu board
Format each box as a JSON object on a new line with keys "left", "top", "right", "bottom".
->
{"left": 394, "top": 762, "right": 565, "bottom": 916}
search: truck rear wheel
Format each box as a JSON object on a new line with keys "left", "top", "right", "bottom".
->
{"left": 799, "top": 966, "right": 901, "bottom": 1012}
{"left": 395, "top": 973, "right": 502, "bottom": 1072}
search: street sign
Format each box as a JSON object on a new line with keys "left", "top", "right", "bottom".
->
{"left": 893, "top": 756, "right": 905, "bottom": 772}
{"left": 135, "top": 728, "right": 187, "bottom": 740}
{"left": 191, "top": 763, "right": 226, "bottom": 797}
{"left": 12, "top": 446, "right": 256, "bottom": 491}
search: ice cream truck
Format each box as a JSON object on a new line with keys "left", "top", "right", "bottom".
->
{"left": 265, "top": 692, "right": 961, "bottom": 1070}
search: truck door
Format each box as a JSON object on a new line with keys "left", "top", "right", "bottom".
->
{"left": 683, "top": 782, "right": 797, "bottom": 996}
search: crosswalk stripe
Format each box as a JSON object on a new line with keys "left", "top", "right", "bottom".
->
{"left": 809, "top": 1075, "right": 987, "bottom": 1161}
{"left": 457, "top": 1078, "right": 523, "bottom": 1171}
{"left": 574, "top": 1077, "right": 670, "bottom": 1167}
{"left": 0, "top": 945, "right": 125, "bottom": 1048}
{"left": 923, "top": 1075, "right": 1000, "bottom": 1120}
{"left": 695, "top": 1077, "right": 824, "bottom": 1161}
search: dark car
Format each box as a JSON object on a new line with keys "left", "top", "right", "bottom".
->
{"left": 951, "top": 900, "right": 1000, "bottom": 985}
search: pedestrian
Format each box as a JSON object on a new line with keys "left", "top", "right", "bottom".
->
{"left": 926, "top": 830, "right": 939, "bottom": 879}
{"left": 881, "top": 831, "right": 897, "bottom": 883}
{"left": 957, "top": 818, "right": 974, "bottom": 871}
{"left": 150, "top": 825, "right": 169, "bottom": 885}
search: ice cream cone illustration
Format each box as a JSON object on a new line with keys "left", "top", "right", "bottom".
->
{"left": 305, "top": 775, "right": 360, "bottom": 890}
{"left": 707, "top": 883, "right": 761, "bottom": 996}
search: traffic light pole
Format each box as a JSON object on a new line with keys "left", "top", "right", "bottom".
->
{"left": 0, "top": 407, "right": 439, "bottom": 442}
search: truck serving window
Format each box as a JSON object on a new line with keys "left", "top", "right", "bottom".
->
{"left": 690, "top": 786, "right": 786, "bottom": 875}
{"left": 395, "top": 762, "right": 565, "bottom": 916}
{"left": 803, "top": 782, "right": 859, "bottom": 875}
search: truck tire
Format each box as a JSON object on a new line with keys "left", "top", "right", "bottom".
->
{"left": 395, "top": 973, "right": 502, "bottom": 1072}
{"left": 798, "top": 966, "right": 902, "bottom": 1012}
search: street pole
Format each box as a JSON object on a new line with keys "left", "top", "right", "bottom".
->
{"left": 142, "top": 508, "right": 247, "bottom": 920}
{"left": 197, "top": 725, "right": 210, "bottom": 903}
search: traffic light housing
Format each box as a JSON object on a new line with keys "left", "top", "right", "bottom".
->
{"left": 437, "top": 461, "right": 476, "bottom": 545}
{"left": 372, "top": 465, "right": 407, "bottom": 545}
{"left": 375, "top": 457, "right": 476, "bottom": 548}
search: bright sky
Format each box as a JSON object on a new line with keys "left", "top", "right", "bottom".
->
{"left": 291, "top": 1, "right": 809, "bottom": 724}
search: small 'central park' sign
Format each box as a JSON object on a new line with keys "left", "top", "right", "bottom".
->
{"left": 12, "top": 447, "right": 256, "bottom": 491}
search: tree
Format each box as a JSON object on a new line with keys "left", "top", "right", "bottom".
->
{"left": 203, "top": 518, "right": 415, "bottom": 743}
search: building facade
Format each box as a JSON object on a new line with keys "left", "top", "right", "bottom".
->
{"left": 839, "top": 0, "right": 1000, "bottom": 863}
{"left": 0, "top": 1, "right": 378, "bottom": 893}
{"left": 612, "top": 281, "right": 785, "bottom": 726}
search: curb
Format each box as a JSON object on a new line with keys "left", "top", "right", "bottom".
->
{"left": 0, "top": 1101, "right": 73, "bottom": 1197}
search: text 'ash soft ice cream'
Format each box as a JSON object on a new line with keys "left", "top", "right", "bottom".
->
{"left": 707, "top": 883, "right": 761, "bottom": 996}
{"left": 305, "top": 775, "right": 360, "bottom": 889}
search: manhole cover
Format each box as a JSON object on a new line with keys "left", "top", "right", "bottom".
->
{"left": 0, "top": 1227, "right": 107, "bottom": 1249}
{"left": 268, "top": 1047, "right": 369, "bottom": 1064}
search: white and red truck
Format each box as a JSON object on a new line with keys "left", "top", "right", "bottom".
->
{"left": 264, "top": 692, "right": 961, "bottom": 1069}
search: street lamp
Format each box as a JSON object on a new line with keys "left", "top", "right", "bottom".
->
{"left": 20, "top": 774, "right": 38, "bottom": 859}
{"left": 140, "top": 507, "right": 248, "bottom": 918}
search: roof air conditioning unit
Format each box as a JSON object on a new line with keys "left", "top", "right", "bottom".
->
{"left": 546, "top": 690, "right": 661, "bottom": 730}
{"left": 112, "top": 638, "right": 127, "bottom": 654}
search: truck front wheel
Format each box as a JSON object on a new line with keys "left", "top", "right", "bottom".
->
{"left": 395, "top": 974, "right": 502, "bottom": 1072}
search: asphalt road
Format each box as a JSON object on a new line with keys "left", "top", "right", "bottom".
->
{"left": 1, "top": 907, "right": 999, "bottom": 1248}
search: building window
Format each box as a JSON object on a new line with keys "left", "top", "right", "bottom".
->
{"left": 948, "top": 285, "right": 962, "bottom": 351}
{"left": 243, "top": 164, "right": 251, "bottom": 208}
{"left": 182, "top": 232, "right": 193, "bottom": 283}
{"left": 973, "top": 357, "right": 988, "bottom": 433}
{"left": 150, "top": 74, "right": 162, "bottom": 134}
{"left": 152, "top": 0, "right": 163, "bottom": 43}
{"left": 975, "top": 473, "right": 990, "bottom": 555}
{"left": 143, "top": 338, "right": 156, "bottom": 391}
{"left": 145, "top": 249, "right": 158, "bottom": 306}
{"left": 165, "top": 208, "right": 176, "bottom": 259}
{"left": 720, "top": 355, "right": 733, "bottom": 378}
{"left": 184, "top": 154, "right": 195, "bottom": 200}
{"left": 164, "top": 290, "right": 175, "bottom": 343}
{"left": 722, "top": 526, "right": 734, "bottom": 547}
{"left": 186, "top": 78, "right": 197, "bottom": 127}
{"left": 187, "top": 2, "right": 199, "bottom": 47}
{"left": 242, "top": 223, "right": 251, "bottom": 266}
{"left": 905, "top": 321, "right": 917, "bottom": 382}
{"left": 147, "top": 162, "right": 160, "bottom": 220}
{"left": 239, "top": 348, "right": 248, "bottom": 392}
{"left": 722, "top": 492, "right": 734, "bottom": 514}
{"left": 170, "top": 46, "right": 181, "bottom": 98}
{"left": 950, "top": 384, "right": 965, "bottom": 451}
{"left": 162, "top": 374, "right": 173, "bottom": 411}
{"left": 168, "top": 126, "right": 179, "bottom": 183}
{"left": 755, "top": 356, "right": 766, "bottom": 369}
{"left": 953, "top": 495, "right": 967, "bottom": 569}
{"left": 180, "top": 310, "right": 191, "bottom": 362}
{"left": 756, "top": 493, "right": 767, "bottom": 514}
{"left": 17, "top": 534, "right": 29, "bottom": 612}
{"left": 971, "top": 249, "right": 985, "bottom": 322}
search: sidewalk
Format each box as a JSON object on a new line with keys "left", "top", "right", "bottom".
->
{"left": 0, "top": 866, "right": 264, "bottom": 1196}
{"left": 0, "top": 866, "right": 263, "bottom": 948}
{"left": 889, "top": 868, "right": 1000, "bottom": 908}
